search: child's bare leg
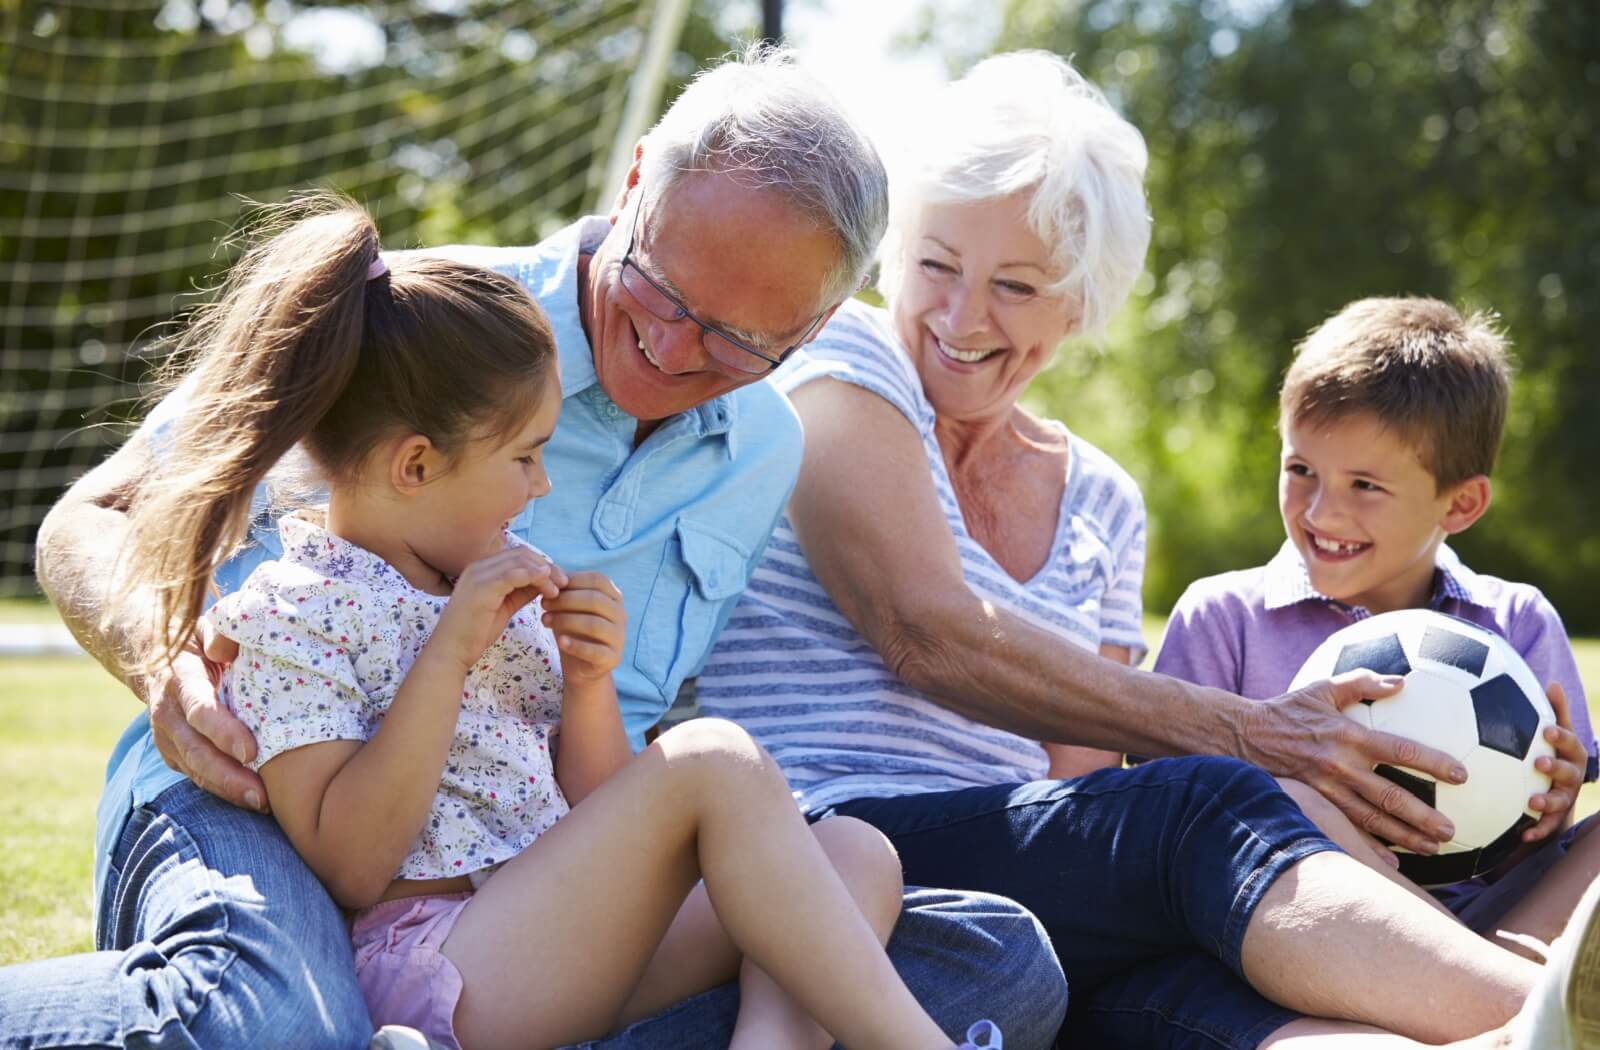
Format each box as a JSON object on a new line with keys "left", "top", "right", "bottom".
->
{"left": 1488, "top": 818, "right": 1600, "bottom": 959}
{"left": 608, "top": 816, "right": 906, "bottom": 1048}
{"left": 728, "top": 817, "right": 905, "bottom": 1050}
{"left": 440, "top": 720, "right": 951, "bottom": 1050}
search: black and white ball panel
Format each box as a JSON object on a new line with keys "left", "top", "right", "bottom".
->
{"left": 1289, "top": 609, "right": 1555, "bottom": 885}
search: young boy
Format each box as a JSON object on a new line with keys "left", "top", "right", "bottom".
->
{"left": 1155, "top": 295, "right": 1599, "bottom": 949}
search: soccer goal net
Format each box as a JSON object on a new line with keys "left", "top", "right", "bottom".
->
{"left": 0, "top": 0, "right": 692, "bottom": 596}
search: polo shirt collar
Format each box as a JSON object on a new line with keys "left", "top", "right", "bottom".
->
{"left": 1262, "top": 540, "right": 1488, "bottom": 614}
{"left": 552, "top": 216, "right": 741, "bottom": 453}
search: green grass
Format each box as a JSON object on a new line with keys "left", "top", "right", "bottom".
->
{"left": 1, "top": 620, "right": 1596, "bottom": 967}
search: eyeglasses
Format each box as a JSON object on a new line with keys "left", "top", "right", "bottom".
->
{"left": 618, "top": 197, "right": 828, "bottom": 375}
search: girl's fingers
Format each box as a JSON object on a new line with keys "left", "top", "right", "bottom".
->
{"left": 547, "top": 611, "right": 623, "bottom": 646}
{"left": 556, "top": 636, "right": 615, "bottom": 666}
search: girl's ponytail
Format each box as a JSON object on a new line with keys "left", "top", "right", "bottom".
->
{"left": 118, "top": 198, "right": 382, "bottom": 669}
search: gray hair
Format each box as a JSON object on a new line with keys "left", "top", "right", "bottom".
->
{"left": 638, "top": 43, "right": 888, "bottom": 311}
{"left": 878, "top": 51, "right": 1152, "bottom": 337}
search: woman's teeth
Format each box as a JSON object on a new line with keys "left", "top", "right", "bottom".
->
{"left": 1312, "top": 534, "right": 1367, "bottom": 555}
{"left": 937, "top": 338, "right": 1000, "bottom": 364}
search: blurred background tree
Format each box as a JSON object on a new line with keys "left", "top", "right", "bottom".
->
{"left": 917, "top": 0, "right": 1600, "bottom": 629}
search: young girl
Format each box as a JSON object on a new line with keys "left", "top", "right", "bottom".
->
{"left": 115, "top": 197, "right": 1000, "bottom": 1050}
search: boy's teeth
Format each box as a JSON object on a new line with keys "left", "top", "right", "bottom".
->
{"left": 938, "top": 338, "right": 999, "bottom": 364}
{"left": 1313, "top": 535, "right": 1366, "bottom": 555}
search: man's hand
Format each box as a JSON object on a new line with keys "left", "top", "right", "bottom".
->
{"left": 1242, "top": 671, "right": 1469, "bottom": 854}
{"left": 1525, "top": 681, "right": 1588, "bottom": 842}
{"left": 146, "top": 618, "right": 267, "bottom": 812}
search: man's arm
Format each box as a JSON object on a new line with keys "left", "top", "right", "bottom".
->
{"left": 786, "top": 378, "right": 1462, "bottom": 853}
{"left": 35, "top": 434, "right": 266, "bottom": 810}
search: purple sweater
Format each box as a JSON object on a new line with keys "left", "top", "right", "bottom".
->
{"left": 1154, "top": 542, "right": 1598, "bottom": 779}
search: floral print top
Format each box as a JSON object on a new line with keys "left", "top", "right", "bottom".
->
{"left": 210, "top": 510, "right": 569, "bottom": 881}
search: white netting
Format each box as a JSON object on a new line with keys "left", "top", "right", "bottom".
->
{"left": 0, "top": 0, "right": 680, "bottom": 593}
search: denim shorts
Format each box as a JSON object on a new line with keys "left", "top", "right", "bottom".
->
{"left": 810, "top": 755, "right": 1336, "bottom": 1049}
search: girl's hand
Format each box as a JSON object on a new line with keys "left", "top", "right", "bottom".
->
{"left": 429, "top": 546, "right": 564, "bottom": 674}
{"left": 1525, "top": 681, "right": 1589, "bottom": 842}
{"left": 542, "top": 571, "right": 625, "bottom": 684}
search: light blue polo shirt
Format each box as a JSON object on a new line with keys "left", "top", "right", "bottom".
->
{"left": 93, "top": 217, "right": 803, "bottom": 902}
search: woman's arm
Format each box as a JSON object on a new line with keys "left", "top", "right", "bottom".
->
{"left": 786, "top": 377, "right": 1464, "bottom": 854}
{"left": 1043, "top": 644, "right": 1134, "bottom": 778}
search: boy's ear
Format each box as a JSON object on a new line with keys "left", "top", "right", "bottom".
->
{"left": 1441, "top": 475, "right": 1493, "bottom": 535}
{"left": 390, "top": 433, "right": 442, "bottom": 493}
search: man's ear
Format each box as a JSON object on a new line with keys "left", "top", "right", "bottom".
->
{"left": 606, "top": 144, "right": 645, "bottom": 224}
{"left": 1442, "top": 474, "right": 1492, "bottom": 534}
{"left": 798, "top": 299, "right": 847, "bottom": 351}
{"left": 389, "top": 433, "right": 442, "bottom": 493}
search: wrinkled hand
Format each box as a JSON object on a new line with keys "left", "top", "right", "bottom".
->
{"left": 1244, "top": 671, "right": 1468, "bottom": 854}
{"left": 432, "top": 546, "right": 566, "bottom": 673}
{"left": 146, "top": 618, "right": 266, "bottom": 812}
{"left": 1525, "top": 682, "right": 1588, "bottom": 842}
{"left": 541, "top": 571, "right": 625, "bottom": 683}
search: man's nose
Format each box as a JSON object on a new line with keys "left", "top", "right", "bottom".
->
{"left": 644, "top": 315, "right": 715, "bottom": 375}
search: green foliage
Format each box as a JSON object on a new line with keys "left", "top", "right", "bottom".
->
{"left": 933, "top": 0, "right": 1600, "bottom": 627}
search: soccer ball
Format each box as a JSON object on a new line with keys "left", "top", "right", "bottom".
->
{"left": 1288, "top": 609, "right": 1555, "bottom": 886}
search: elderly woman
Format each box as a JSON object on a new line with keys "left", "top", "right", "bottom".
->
{"left": 699, "top": 51, "right": 1594, "bottom": 1049}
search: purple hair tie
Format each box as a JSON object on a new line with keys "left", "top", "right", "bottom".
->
{"left": 366, "top": 253, "right": 388, "bottom": 281}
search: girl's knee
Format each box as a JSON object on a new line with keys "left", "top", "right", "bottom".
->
{"left": 812, "top": 816, "right": 904, "bottom": 935}
{"left": 655, "top": 718, "right": 785, "bottom": 795}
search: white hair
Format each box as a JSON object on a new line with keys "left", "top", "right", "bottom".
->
{"left": 638, "top": 43, "right": 888, "bottom": 311}
{"left": 878, "top": 51, "right": 1152, "bottom": 337}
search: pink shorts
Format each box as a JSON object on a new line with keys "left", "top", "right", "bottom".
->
{"left": 351, "top": 892, "right": 472, "bottom": 1050}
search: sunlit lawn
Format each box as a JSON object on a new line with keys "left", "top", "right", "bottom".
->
{"left": 2, "top": 601, "right": 1597, "bottom": 967}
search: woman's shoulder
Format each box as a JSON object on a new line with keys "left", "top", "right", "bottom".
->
{"left": 1058, "top": 427, "right": 1144, "bottom": 510}
{"left": 777, "top": 298, "right": 930, "bottom": 427}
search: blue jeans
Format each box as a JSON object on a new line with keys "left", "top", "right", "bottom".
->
{"left": 0, "top": 780, "right": 373, "bottom": 1049}
{"left": 1, "top": 782, "right": 1067, "bottom": 1049}
{"left": 811, "top": 756, "right": 1338, "bottom": 1050}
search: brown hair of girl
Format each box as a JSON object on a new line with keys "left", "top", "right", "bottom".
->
{"left": 118, "top": 193, "right": 556, "bottom": 669}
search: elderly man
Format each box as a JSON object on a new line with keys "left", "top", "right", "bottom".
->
{"left": 2, "top": 49, "right": 1065, "bottom": 1049}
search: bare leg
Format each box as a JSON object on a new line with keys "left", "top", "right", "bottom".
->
{"left": 1275, "top": 777, "right": 1456, "bottom": 921}
{"left": 1488, "top": 819, "right": 1600, "bottom": 957}
{"left": 610, "top": 817, "right": 906, "bottom": 1049}
{"left": 440, "top": 719, "right": 952, "bottom": 1050}
{"left": 1260, "top": 1016, "right": 1512, "bottom": 1048}
{"left": 1240, "top": 851, "right": 1539, "bottom": 1043}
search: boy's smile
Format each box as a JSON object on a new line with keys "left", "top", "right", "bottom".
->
{"left": 1279, "top": 411, "right": 1483, "bottom": 615}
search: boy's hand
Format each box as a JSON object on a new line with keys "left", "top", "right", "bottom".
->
{"left": 1248, "top": 671, "right": 1467, "bottom": 855}
{"left": 1525, "top": 681, "right": 1588, "bottom": 842}
{"left": 431, "top": 547, "right": 564, "bottom": 674}
{"left": 542, "top": 571, "right": 626, "bottom": 683}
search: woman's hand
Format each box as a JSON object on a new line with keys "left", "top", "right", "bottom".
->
{"left": 430, "top": 546, "right": 564, "bottom": 674}
{"left": 1525, "top": 681, "right": 1589, "bottom": 842}
{"left": 542, "top": 571, "right": 626, "bottom": 684}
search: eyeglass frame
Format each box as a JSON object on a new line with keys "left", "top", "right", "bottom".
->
{"left": 618, "top": 194, "right": 831, "bottom": 375}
